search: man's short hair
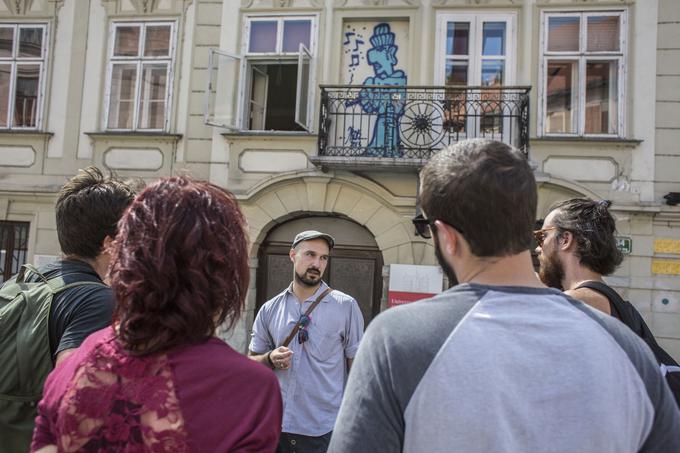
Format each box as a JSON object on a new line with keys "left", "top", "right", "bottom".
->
{"left": 420, "top": 139, "right": 536, "bottom": 257}
{"left": 548, "top": 198, "right": 623, "bottom": 275}
{"left": 55, "top": 166, "right": 136, "bottom": 259}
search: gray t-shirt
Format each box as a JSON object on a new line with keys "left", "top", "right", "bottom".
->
{"left": 329, "top": 284, "right": 680, "bottom": 453}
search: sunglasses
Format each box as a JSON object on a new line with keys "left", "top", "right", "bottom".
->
{"left": 412, "top": 214, "right": 466, "bottom": 239}
{"left": 298, "top": 314, "right": 311, "bottom": 344}
{"left": 533, "top": 227, "right": 558, "bottom": 247}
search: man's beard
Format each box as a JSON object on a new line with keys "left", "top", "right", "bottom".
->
{"left": 433, "top": 232, "right": 458, "bottom": 287}
{"left": 295, "top": 268, "right": 322, "bottom": 287}
{"left": 538, "top": 248, "right": 565, "bottom": 290}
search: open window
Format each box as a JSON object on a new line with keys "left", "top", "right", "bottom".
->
{"left": 295, "top": 43, "right": 313, "bottom": 131}
{"left": 204, "top": 48, "right": 242, "bottom": 130}
{"left": 242, "top": 16, "right": 317, "bottom": 132}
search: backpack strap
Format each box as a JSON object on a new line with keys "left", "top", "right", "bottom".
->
{"left": 574, "top": 281, "right": 634, "bottom": 326}
{"left": 16, "top": 264, "right": 48, "bottom": 284}
{"left": 47, "top": 279, "right": 108, "bottom": 294}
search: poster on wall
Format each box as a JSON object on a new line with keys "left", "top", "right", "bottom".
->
{"left": 388, "top": 264, "right": 443, "bottom": 307}
{"left": 338, "top": 20, "right": 410, "bottom": 156}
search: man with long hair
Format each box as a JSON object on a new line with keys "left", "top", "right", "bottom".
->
{"left": 536, "top": 198, "right": 680, "bottom": 406}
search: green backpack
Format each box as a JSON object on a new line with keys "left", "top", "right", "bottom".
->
{"left": 0, "top": 264, "right": 106, "bottom": 453}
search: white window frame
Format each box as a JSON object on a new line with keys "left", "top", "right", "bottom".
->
{"left": 103, "top": 20, "right": 177, "bottom": 132}
{"left": 538, "top": 10, "right": 627, "bottom": 138}
{"left": 434, "top": 13, "right": 516, "bottom": 142}
{"left": 434, "top": 13, "right": 517, "bottom": 87}
{"left": 239, "top": 14, "right": 318, "bottom": 132}
{"left": 0, "top": 23, "right": 49, "bottom": 130}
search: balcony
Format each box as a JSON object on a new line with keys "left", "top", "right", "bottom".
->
{"left": 313, "top": 85, "right": 530, "bottom": 172}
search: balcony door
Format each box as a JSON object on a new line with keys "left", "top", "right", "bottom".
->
{"left": 434, "top": 13, "right": 516, "bottom": 143}
{"left": 256, "top": 216, "right": 383, "bottom": 328}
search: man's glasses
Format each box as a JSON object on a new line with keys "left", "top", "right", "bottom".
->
{"left": 298, "top": 314, "right": 311, "bottom": 344}
{"left": 412, "top": 214, "right": 465, "bottom": 239}
{"left": 533, "top": 227, "right": 558, "bottom": 247}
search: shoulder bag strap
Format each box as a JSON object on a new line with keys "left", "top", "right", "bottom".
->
{"left": 281, "top": 287, "right": 332, "bottom": 348}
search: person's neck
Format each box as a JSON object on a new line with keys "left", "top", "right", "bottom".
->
{"left": 64, "top": 254, "right": 108, "bottom": 281}
{"left": 457, "top": 251, "right": 545, "bottom": 288}
{"left": 560, "top": 260, "right": 604, "bottom": 291}
{"left": 292, "top": 280, "right": 322, "bottom": 303}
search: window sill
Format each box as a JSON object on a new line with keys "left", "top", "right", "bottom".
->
{"left": 84, "top": 131, "right": 183, "bottom": 141}
{"left": 531, "top": 136, "right": 642, "bottom": 147}
{"left": 222, "top": 130, "right": 316, "bottom": 138}
{"left": 0, "top": 130, "right": 54, "bottom": 138}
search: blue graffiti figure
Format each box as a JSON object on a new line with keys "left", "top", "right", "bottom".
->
{"left": 347, "top": 23, "right": 407, "bottom": 157}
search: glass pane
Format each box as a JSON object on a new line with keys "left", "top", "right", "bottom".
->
{"left": 0, "top": 64, "right": 10, "bottom": 127}
{"left": 144, "top": 25, "right": 171, "bottom": 57}
{"left": 445, "top": 60, "right": 468, "bottom": 86}
{"left": 481, "top": 60, "right": 504, "bottom": 86}
{"left": 586, "top": 61, "right": 618, "bottom": 134}
{"left": 482, "top": 22, "right": 506, "bottom": 56}
{"left": 295, "top": 50, "right": 310, "bottom": 129}
{"left": 546, "top": 60, "right": 577, "bottom": 134}
{"left": 446, "top": 22, "right": 469, "bottom": 55}
{"left": 138, "top": 64, "right": 167, "bottom": 129}
{"left": 548, "top": 16, "right": 580, "bottom": 52}
{"left": 0, "top": 27, "right": 14, "bottom": 58}
{"left": 587, "top": 16, "right": 620, "bottom": 52}
{"left": 249, "top": 21, "right": 277, "bottom": 53}
{"left": 114, "top": 26, "right": 140, "bottom": 57}
{"left": 18, "top": 28, "right": 43, "bottom": 58}
{"left": 108, "top": 64, "right": 137, "bottom": 129}
{"left": 282, "top": 20, "right": 311, "bottom": 53}
{"left": 13, "top": 64, "right": 39, "bottom": 127}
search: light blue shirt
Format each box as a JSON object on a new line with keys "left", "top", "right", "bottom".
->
{"left": 250, "top": 281, "right": 364, "bottom": 436}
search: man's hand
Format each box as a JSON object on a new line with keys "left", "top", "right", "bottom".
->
{"left": 249, "top": 346, "right": 293, "bottom": 370}
{"left": 270, "top": 346, "right": 293, "bottom": 370}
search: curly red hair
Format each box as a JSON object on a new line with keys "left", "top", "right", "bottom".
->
{"left": 109, "top": 176, "right": 250, "bottom": 356}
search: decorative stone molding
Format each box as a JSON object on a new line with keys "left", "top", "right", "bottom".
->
{"left": 537, "top": 0, "right": 628, "bottom": 4}
{"left": 0, "top": 0, "right": 64, "bottom": 15}
{"left": 432, "top": 0, "right": 519, "bottom": 5}
{"left": 100, "top": 0, "right": 191, "bottom": 15}
{"left": 240, "top": 0, "right": 327, "bottom": 7}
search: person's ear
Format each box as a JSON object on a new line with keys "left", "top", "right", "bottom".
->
{"left": 434, "top": 220, "right": 460, "bottom": 257}
{"left": 558, "top": 231, "right": 575, "bottom": 251}
{"left": 289, "top": 247, "right": 297, "bottom": 263}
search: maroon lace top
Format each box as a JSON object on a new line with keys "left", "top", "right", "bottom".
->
{"left": 31, "top": 327, "right": 282, "bottom": 452}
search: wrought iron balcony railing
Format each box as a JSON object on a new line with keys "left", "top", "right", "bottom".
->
{"left": 318, "top": 85, "right": 530, "bottom": 162}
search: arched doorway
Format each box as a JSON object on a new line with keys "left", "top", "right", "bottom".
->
{"left": 256, "top": 216, "right": 383, "bottom": 327}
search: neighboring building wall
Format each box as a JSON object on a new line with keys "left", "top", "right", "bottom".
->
{"left": 645, "top": 0, "right": 680, "bottom": 357}
{"left": 0, "top": 0, "right": 208, "bottom": 265}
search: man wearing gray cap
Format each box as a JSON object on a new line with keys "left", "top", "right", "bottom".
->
{"left": 249, "top": 230, "right": 364, "bottom": 453}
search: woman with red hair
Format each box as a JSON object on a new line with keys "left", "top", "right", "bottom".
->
{"left": 31, "top": 177, "right": 282, "bottom": 452}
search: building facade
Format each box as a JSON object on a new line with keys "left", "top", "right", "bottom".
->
{"left": 0, "top": 0, "right": 678, "bottom": 358}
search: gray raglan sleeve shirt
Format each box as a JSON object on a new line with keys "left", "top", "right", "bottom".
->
{"left": 328, "top": 285, "right": 680, "bottom": 453}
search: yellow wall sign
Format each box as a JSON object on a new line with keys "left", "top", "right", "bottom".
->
{"left": 654, "top": 239, "right": 680, "bottom": 255}
{"left": 652, "top": 259, "right": 680, "bottom": 275}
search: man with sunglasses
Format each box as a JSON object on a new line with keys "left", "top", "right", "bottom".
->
{"left": 249, "top": 230, "right": 364, "bottom": 453}
{"left": 329, "top": 139, "right": 679, "bottom": 453}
